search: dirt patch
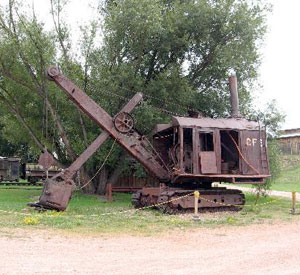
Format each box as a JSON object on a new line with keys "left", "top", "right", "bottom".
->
{"left": 1, "top": 220, "right": 300, "bottom": 274}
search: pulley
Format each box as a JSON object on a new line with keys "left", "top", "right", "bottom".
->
{"left": 113, "top": 112, "right": 134, "bottom": 133}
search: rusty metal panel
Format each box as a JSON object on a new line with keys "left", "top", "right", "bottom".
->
{"left": 214, "top": 129, "right": 221, "bottom": 174}
{"left": 240, "top": 130, "right": 262, "bottom": 175}
{"left": 172, "top": 116, "right": 261, "bottom": 130}
{"left": 259, "top": 130, "right": 270, "bottom": 175}
{"left": 47, "top": 66, "right": 169, "bottom": 181}
{"left": 56, "top": 93, "right": 143, "bottom": 181}
{"left": 229, "top": 75, "right": 240, "bottom": 117}
{"left": 200, "top": 152, "right": 217, "bottom": 174}
{"left": 153, "top": 124, "right": 172, "bottom": 134}
{"left": 179, "top": 127, "right": 184, "bottom": 172}
{"left": 192, "top": 128, "right": 199, "bottom": 174}
{"left": 38, "top": 151, "right": 54, "bottom": 170}
{"left": 38, "top": 179, "right": 73, "bottom": 211}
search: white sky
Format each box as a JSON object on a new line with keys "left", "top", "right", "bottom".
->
{"left": 258, "top": 0, "right": 300, "bottom": 130}
{"left": 2, "top": 0, "right": 299, "bottom": 130}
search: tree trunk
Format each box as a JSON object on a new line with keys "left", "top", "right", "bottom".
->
{"left": 107, "top": 152, "right": 126, "bottom": 187}
{"left": 79, "top": 167, "right": 96, "bottom": 194}
{"left": 96, "top": 167, "right": 108, "bottom": 195}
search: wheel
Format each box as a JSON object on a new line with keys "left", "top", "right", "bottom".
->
{"left": 114, "top": 112, "right": 134, "bottom": 133}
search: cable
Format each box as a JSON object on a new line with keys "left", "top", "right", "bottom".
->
{"left": 79, "top": 139, "right": 117, "bottom": 190}
{"left": 226, "top": 132, "right": 260, "bottom": 175}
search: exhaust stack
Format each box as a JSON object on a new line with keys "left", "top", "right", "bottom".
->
{"left": 229, "top": 74, "right": 240, "bottom": 118}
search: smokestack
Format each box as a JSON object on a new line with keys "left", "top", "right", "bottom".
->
{"left": 228, "top": 73, "right": 240, "bottom": 118}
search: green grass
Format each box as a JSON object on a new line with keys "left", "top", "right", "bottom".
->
{"left": 270, "top": 155, "right": 300, "bottom": 192}
{"left": 0, "top": 187, "right": 298, "bottom": 235}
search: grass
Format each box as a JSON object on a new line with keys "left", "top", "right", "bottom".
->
{"left": 270, "top": 165, "right": 300, "bottom": 192}
{"left": 270, "top": 155, "right": 300, "bottom": 192}
{"left": 0, "top": 186, "right": 298, "bottom": 235}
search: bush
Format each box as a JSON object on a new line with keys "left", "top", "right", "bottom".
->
{"left": 258, "top": 140, "right": 282, "bottom": 191}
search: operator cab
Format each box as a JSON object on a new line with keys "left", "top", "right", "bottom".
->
{"left": 153, "top": 116, "right": 270, "bottom": 184}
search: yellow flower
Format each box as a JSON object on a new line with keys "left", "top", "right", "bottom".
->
{"left": 23, "top": 217, "right": 39, "bottom": 225}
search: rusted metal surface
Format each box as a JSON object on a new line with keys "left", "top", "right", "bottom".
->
{"left": 200, "top": 152, "right": 217, "bottom": 174}
{"left": 171, "top": 173, "right": 270, "bottom": 182}
{"left": 114, "top": 112, "right": 134, "bottom": 133}
{"left": 54, "top": 92, "right": 143, "bottom": 181}
{"left": 172, "top": 117, "right": 262, "bottom": 130}
{"left": 229, "top": 74, "right": 240, "bottom": 118}
{"left": 38, "top": 151, "right": 54, "bottom": 170}
{"left": 57, "top": 132, "right": 110, "bottom": 181}
{"left": 114, "top": 176, "right": 158, "bottom": 190}
{"left": 240, "top": 130, "right": 265, "bottom": 175}
{"left": 30, "top": 178, "right": 73, "bottom": 211}
{"left": 30, "top": 80, "right": 146, "bottom": 210}
{"left": 112, "top": 187, "right": 141, "bottom": 192}
{"left": 153, "top": 123, "right": 172, "bottom": 134}
{"left": 47, "top": 66, "right": 169, "bottom": 181}
{"left": 132, "top": 187, "right": 245, "bottom": 213}
{"left": 0, "top": 157, "right": 20, "bottom": 182}
{"left": 30, "top": 67, "right": 271, "bottom": 212}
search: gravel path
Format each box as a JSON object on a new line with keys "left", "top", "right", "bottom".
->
{"left": 1, "top": 220, "right": 300, "bottom": 275}
{"left": 221, "top": 184, "right": 300, "bottom": 201}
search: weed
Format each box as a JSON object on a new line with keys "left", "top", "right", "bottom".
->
{"left": 23, "top": 217, "right": 39, "bottom": 225}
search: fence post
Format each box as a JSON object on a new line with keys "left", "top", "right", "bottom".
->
{"left": 291, "top": 191, "right": 296, "bottom": 215}
{"left": 193, "top": 191, "right": 200, "bottom": 221}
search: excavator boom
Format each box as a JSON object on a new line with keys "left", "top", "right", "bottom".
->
{"left": 29, "top": 66, "right": 169, "bottom": 211}
{"left": 47, "top": 66, "right": 169, "bottom": 180}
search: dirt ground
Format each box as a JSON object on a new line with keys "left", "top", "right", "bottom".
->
{"left": 1, "top": 220, "right": 300, "bottom": 275}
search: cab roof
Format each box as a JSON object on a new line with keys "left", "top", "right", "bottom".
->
{"left": 154, "top": 116, "right": 263, "bottom": 135}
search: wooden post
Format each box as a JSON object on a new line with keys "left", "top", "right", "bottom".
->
{"left": 179, "top": 127, "right": 184, "bottom": 172}
{"left": 193, "top": 191, "right": 200, "bottom": 221}
{"left": 106, "top": 183, "right": 112, "bottom": 203}
{"left": 291, "top": 191, "right": 296, "bottom": 215}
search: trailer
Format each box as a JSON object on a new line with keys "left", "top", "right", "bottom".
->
{"left": 25, "top": 163, "right": 61, "bottom": 184}
{"left": 0, "top": 157, "right": 20, "bottom": 182}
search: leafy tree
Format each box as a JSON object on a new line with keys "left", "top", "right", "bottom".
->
{"left": 88, "top": 0, "right": 272, "bottom": 183}
{"left": 0, "top": 0, "right": 278, "bottom": 194}
{"left": 0, "top": 0, "right": 98, "bottom": 192}
{"left": 94, "top": 0, "right": 269, "bottom": 119}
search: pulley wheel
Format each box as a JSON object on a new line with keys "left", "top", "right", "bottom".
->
{"left": 46, "top": 66, "right": 60, "bottom": 81}
{"left": 114, "top": 112, "right": 134, "bottom": 133}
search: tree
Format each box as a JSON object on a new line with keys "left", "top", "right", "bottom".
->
{"left": 0, "top": 0, "right": 276, "bottom": 194}
{"left": 87, "top": 0, "right": 271, "bottom": 184}
{"left": 0, "top": 1, "right": 97, "bottom": 191}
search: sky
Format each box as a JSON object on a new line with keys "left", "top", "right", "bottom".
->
{"left": 2, "top": 0, "right": 299, "bottom": 130}
{"left": 257, "top": 0, "right": 300, "bottom": 129}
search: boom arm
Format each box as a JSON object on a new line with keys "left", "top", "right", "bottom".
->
{"left": 47, "top": 66, "right": 169, "bottom": 180}
{"left": 29, "top": 67, "right": 170, "bottom": 211}
{"left": 52, "top": 92, "right": 144, "bottom": 182}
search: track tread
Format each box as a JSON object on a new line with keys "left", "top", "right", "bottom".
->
{"left": 132, "top": 187, "right": 245, "bottom": 214}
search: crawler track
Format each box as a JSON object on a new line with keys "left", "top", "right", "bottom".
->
{"left": 132, "top": 188, "right": 245, "bottom": 214}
